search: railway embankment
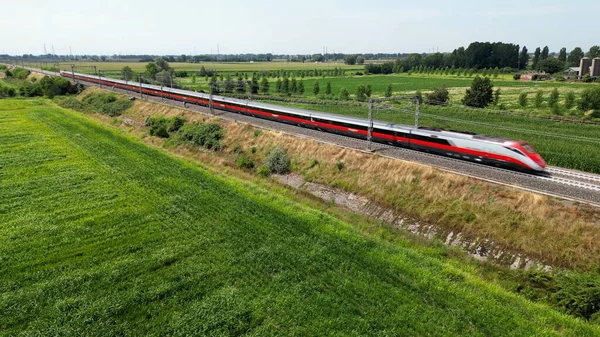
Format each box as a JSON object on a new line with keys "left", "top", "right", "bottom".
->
{"left": 63, "top": 87, "right": 600, "bottom": 273}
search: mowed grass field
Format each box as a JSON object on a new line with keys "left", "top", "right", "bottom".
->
{"left": 34, "top": 60, "right": 362, "bottom": 72}
{"left": 1, "top": 99, "right": 599, "bottom": 335}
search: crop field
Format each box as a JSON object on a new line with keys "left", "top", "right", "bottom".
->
{"left": 1, "top": 99, "right": 599, "bottom": 335}
{"left": 270, "top": 100, "right": 600, "bottom": 173}
{"left": 26, "top": 60, "right": 363, "bottom": 73}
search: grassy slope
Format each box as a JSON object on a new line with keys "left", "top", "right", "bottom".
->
{"left": 1, "top": 99, "right": 598, "bottom": 336}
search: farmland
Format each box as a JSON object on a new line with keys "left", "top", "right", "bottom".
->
{"left": 2, "top": 98, "right": 599, "bottom": 335}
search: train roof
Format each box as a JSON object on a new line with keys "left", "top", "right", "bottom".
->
{"left": 64, "top": 71, "right": 511, "bottom": 138}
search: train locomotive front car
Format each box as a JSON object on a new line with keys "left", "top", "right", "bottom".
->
{"left": 61, "top": 71, "right": 547, "bottom": 172}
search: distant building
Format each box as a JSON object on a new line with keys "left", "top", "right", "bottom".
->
{"left": 520, "top": 72, "right": 549, "bottom": 81}
{"left": 563, "top": 57, "right": 600, "bottom": 78}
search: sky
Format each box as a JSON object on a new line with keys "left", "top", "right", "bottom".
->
{"left": 2, "top": 0, "right": 599, "bottom": 56}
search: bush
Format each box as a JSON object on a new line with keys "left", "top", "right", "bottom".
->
{"left": 236, "top": 155, "right": 254, "bottom": 169}
{"left": 534, "top": 90, "right": 544, "bottom": 108}
{"left": 55, "top": 97, "right": 86, "bottom": 111}
{"left": 0, "top": 83, "right": 16, "bottom": 98}
{"left": 11, "top": 68, "right": 30, "bottom": 80}
{"left": 18, "top": 83, "right": 43, "bottom": 97}
{"left": 82, "top": 93, "right": 133, "bottom": 117}
{"left": 425, "top": 86, "right": 449, "bottom": 105}
{"left": 39, "top": 76, "right": 77, "bottom": 98}
{"left": 146, "top": 115, "right": 187, "bottom": 138}
{"left": 339, "top": 87, "right": 349, "bottom": 100}
{"left": 579, "top": 87, "right": 600, "bottom": 113}
{"left": 176, "top": 123, "right": 224, "bottom": 150}
{"left": 564, "top": 92, "right": 576, "bottom": 109}
{"left": 462, "top": 76, "right": 494, "bottom": 108}
{"left": 0, "top": 65, "right": 7, "bottom": 71}
{"left": 335, "top": 161, "right": 345, "bottom": 171}
{"left": 518, "top": 92, "right": 528, "bottom": 107}
{"left": 264, "top": 147, "right": 290, "bottom": 174}
{"left": 257, "top": 165, "right": 270, "bottom": 177}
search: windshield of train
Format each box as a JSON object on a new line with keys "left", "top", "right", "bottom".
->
{"left": 521, "top": 143, "right": 536, "bottom": 153}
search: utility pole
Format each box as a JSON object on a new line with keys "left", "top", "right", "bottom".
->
{"left": 367, "top": 99, "right": 374, "bottom": 150}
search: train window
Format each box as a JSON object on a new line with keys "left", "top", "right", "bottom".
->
{"left": 521, "top": 143, "right": 536, "bottom": 153}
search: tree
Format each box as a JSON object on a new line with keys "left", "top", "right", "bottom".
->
{"left": 537, "top": 58, "right": 565, "bottom": 74}
{"left": 344, "top": 55, "right": 358, "bottom": 65}
{"left": 325, "top": 81, "right": 332, "bottom": 95}
{"left": 313, "top": 81, "right": 320, "bottom": 95}
{"left": 425, "top": 85, "right": 449, "bottom": 104}
{"left": 209, "top": 74, "right": 219, "bottom": 94}
{"left": 260, "top": 77, "right": 269, "bottom": 94}
{"left": 145, "top": 62, "right": 160, "bottom": 79}
{"left": 532, "top": 47, "right": 541, "bottom": 69}
{"left": 493, "top": 88, "right": 501, "bottom": 106}
{"left": 224, "top": 75, "right": 234, "bottom": 93}
{"left": 541, "top": 46, "right": 549, "bottom": 60}
{"left": 534, "top": 90, "right": 544, "bottom": 108}
{"left": 236, "top": 76, "right": 246, "bottom": 94}
{"left": 519, "top": 46, "right": 529, "bottom": 69}
{"left": 312, "top": 54, "right": 324, "bottom": 62}
{"left": 462, "top": 76, "right": 494, "bottom": 108}
{"left": 564, "top": 92, "right": 575, "bottom": 109}
{"left": 365, "top": 84, "right": 372, "bottom": 97}
{"left": 339, "top": 87, "right": 349, "bottom": 100}
{"left": 155, "top": 57, "right": 171, "bottom": 72}
{"left": 290, "top": 78, "right": 297, "bottom": 93}
{"left": 282, "top": 76, "right": 290, "bottom": 94}
{"left": 385, "top": 84, "right": 392, "bottom": 97}
{"left": 588, "top": 46, "right": 600, "bottom": 59}
{"left": 356, "top": 56, "right": 365, "bottom": 65}
{"left": 548, "top": 88, "right": 559, "bottom": 107}
{"left": 276, "top": 78, "right": 282, "bottom": 92}
{"left": 121, "top": 66, "right": 133, "bottom": 81}
{"left": 356, "top": 85, "right": 367, "bottom": 102}
{"left": 250, "top": 76, "right": 259, "bottom": 94}
{"left": 558, "top": 47, "right": 567, "bottom": 64}
{"left": 567, "top": 47, "right": 584, "bottom": 67}
{"left": 518, "top": 92, "right": 528, "bottom": 107}
{"left": 579, "top": 87, "right": 600, "bottom": 112}
{"left": 298, "top": 81, "right": 305, "bottom": 95}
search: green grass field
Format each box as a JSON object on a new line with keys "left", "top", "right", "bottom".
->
{"left": 1, "top": 98, "right": 599, "bottom": 335}
{"left": 28, "top": 60, "right": 363, "bottom": 73}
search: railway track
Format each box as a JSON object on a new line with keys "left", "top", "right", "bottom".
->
{"left": 23, "top": 66, "right": 600, "bottom": 207}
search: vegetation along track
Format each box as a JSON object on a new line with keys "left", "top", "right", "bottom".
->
{"left": 31, "top": 67, "right": 600, "bottom": 206}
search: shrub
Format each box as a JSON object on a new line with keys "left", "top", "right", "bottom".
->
{"left": 0, "top": 83, "right": 16, "bottom": 98}
{"left": 564, "top": 92, "right": 576, "bottom": 109}
{"left": 518, "top": 92, "right": 528, "bottom": 107}
{"left": 39, "top": 76, "right": 76, "bottom": 98}
{"left": 55, "top": 97, "right": 86, "bottom": 111}
{"left": 0, "top": 65, "right": 7, "bottom": 71}
{"left": 232, "top": 144, "right": 243, "bottom": 154}
{"left": 426, "top": 85, "right": 449, "bottom": 105}
{"left": 264, "top": 147, "right": 290, "bottom": 174}
{"left": 18, "top": 83, "right": 43, "bottom": 97}
{"left": 236, "top": 155, "right": 254, "bottom": 169}
{"left": 462, "top": 76, "right": 494, "bottom": 108}
{"left": 534, "top": 90, "right": 544, "bottom": 108}
{"left": 11, "top": 68, "right": 30, "bottom": 80}
{"left": 548, "top": 88, "right": 559, "bottom": 107}
{"left": 339, "top": 87, "right": 349, "bottom": 100}
{"left": 176, "top": 123, "right": 224, "bottom": 150}
{"left": 335, "top": 161, "right": 345, "bottom": 171}
{"left": 146, "top": 116, "right": 187, "bottom": 138}
{"left": 82, "top": 93, "right": 133, "bottom": 117}
{"left": 250, "top": 147, "right": 257, "bottom": 154}
{"left": 257, "top": 165, "right": 270, "bottom": 177}
{"left": 579, "top": 87, "right": 600, "bottom": 112}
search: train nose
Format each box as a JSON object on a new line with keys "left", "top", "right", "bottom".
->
{"left": 532, "top": 153, "right": 546, "bottom": 169}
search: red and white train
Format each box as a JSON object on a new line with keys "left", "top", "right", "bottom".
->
{"left": 61, "top": 71, "right": 547, "bottom": 172}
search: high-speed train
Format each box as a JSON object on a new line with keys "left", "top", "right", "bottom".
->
{"left": 60, "top": 70, "right": 547, "bottom": 172}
